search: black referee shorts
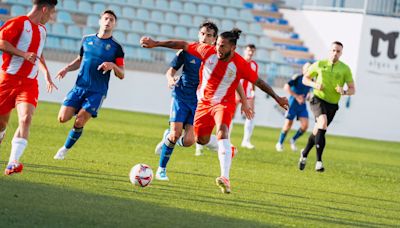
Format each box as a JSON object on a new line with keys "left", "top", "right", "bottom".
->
{"left": 310, "top": 96, "right": 339, "bottom": 126}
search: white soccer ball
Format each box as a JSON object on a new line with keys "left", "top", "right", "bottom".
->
{"left": 129, "top": 164, "right": 153, "bottom": 187}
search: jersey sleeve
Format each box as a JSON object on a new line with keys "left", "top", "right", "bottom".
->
{"left": 345, "top": 66, "right": 354, "bottom": 84}
{"left": 240, "top": 59, "right": 258, "bottom": 84}
{"left": 169, "top": 50, "right": 184, "bottom": 71}
{"left": 79, "top": 37, "right": 85, "bottom": 57}
{"left": 115, "top": 43, "right": 125, "bottom": 67}
{"left": 0, "top": 17, "right": 24, "bottom": 44}
{"left": 287, "top": 77, "right": 296, "bottom": 87}
{"left": 187, "top": 42, "right": 214, "bottom": 60}
{"left": 307, "top": 61, "right": 319, "bottom": 78}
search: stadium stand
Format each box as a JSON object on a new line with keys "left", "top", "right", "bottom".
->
{"left": 0, "top": 0, "right": 301, "bottom": 85}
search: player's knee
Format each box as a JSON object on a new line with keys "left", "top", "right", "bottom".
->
{"left": 196, "top": 137, "right": 208, "bottom": 145}
{"left": 58, "top": 114, "right": 69, "bottom": 123}
{"left": 168, "top": 131, "right": 181, "bottom": 143}
{"left": 184, "top": 137, "right": 195, "bottom": 146}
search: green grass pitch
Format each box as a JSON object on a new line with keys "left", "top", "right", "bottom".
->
{"left": 0, "top": 102, "right": 399, "bottom": 227}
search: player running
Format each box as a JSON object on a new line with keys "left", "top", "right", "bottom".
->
{"left": 276, "top": 62, "right": 312, "bottom": 152}
{"left": 140, "top": 29, "right": 288, "bottom": 193}
{"left": 0, "top": 0, "right": 58, "bottom": 175}
{"left": 53, "top": 10, "right": 124, "bottom": 160}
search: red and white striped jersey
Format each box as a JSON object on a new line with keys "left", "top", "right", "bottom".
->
{"left": 0, "top": 16, "right": 47, "bottom": 79}
{"left": 241, "top": 60, "right": 258, "bottom": 99}
{"left": 187, "top": 42, "right": 258, "bottom": 106}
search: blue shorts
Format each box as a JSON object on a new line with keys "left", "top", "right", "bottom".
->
{"left": 63, "top": 87, "right": 106, "bottom": 118}
{"left": 285, "top": 105, "right": 309, "bottom": 120}
{"left": 169, "top": 97, "right": 197, "bottom": 125}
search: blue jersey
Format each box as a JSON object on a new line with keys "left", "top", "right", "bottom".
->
{"left": 170, "top": 50, "right": 200, "bottom": 104}
{"left": 288, "top": 74, "right": 311, "bottom": 107}
{"left": 75, "top": 34, "right": 124, "bottom": 95}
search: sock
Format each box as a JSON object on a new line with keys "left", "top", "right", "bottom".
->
{"left": 196, "top": 143, "right": 203, "bottom": 150}
{"left": 217, "top": 139, "right": 232, "bottom": 179}
{"left": 9, "top": 137, "right": 27, "bottom": 163}
{"left": 302, "top": 134, "right": 315, "bottom": 158}
{"left": 278, "top": 131, "right": 287, "bottom": 144}
{"left": 176, "top": 136, "right": 185, "bottom": 147}
{"left": 205, "top": 135, "right": 218, "bottom": 151}
{"left": 315, "top": 129, "right": 327, "bottom": 162}
{"left": 159, "top": 137, "right": 175, "bottom": 168}
{"left": 292, "top": 128, "right": 305, "bottom": 141}
{"left": 0, "top": 129, "right": 6, "bottom": 142}
{"left": 64, "top": 127, "right": 83, "bottom": 149}
{"left": 228, "top": 121, "right": 233, "bottom": 139}
{"left": 242, "top": 118, "right": 254, "bottom": 143}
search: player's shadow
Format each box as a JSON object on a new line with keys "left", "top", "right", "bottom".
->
{"left": 0, "top": 178, "right": 271, "bottom": 227}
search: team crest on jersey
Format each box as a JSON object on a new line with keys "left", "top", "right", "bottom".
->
{"left": 190, "top": 59, "right": 196, "bottom": 64}
{"left": 88, "top": 41, "right": 93, "bottom": 45}
{"left": 228, "top": 69, "right": 234, "bottom": 77}
{"left": 105, "top": 44, "right": 111, "bottom": 50}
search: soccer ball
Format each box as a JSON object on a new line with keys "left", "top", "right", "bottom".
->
{"left": 129, "top": 164, "right": 153, "bottom": 187}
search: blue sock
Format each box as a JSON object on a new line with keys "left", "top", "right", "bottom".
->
{"left": 292, "top": 129, "right": 305, "bottom": 141}
{"left": 159, "top": 138, "right": 175, "bottom": 168}
{"left": 278, "top": 131, "right": 287, "bottom": 144}
{"left": 64, "top": 127, "right": 83, "bottom": 149}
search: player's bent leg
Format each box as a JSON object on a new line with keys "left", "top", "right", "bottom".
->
{"left": 276, "top": 119, "right": 293, "bottom": 152}
{"left": 58, "top": 106, "right": 77, "bottom": 123}
{"left": 180, "top": 124, "right": 195, "bottom": 147}
{"left": 155, "top": 129, "right": 170, "bottom": 155}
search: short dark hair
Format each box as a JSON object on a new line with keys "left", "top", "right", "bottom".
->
{"left": 101, "top": 10, "right": 117, "bottom": 21}
{"left": 33, "top": 0, "right": 58, "bottom": 6}
{"left": 199, "top": 20, "right": 218, "bottom": 37}
{"left": 219, "top": 28, "right": 242, "bottom": 45}
{"left": 332, "top": 41, "right": 343, "bottom": 48}
{"left": 246, "top": 44, "right": 256, "bottom": 49}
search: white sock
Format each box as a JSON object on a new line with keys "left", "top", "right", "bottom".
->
{"left": 243, "top": 118, "right": 255, "bottom": 143}
{"left": 176, "top": 136, "right": 184, "bottom": 147}
{"left": 0, "top": 129, "right": 6, "bottom": 141}
{"left": 229, "top": 121, "right": 233, "bottom": 139}
{"left": 196, "top": 143, "right": 203, "bottom": 150}
{"left": 9, "top": 137, "right": 28, "bottom": 163}
{"left": 217, "top": 139, "right": 232, "bottom": 179}
{"left": 205, "top": 135, "right": 218, "bottom": 151}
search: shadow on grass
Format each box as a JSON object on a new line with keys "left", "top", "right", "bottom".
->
{"left": 0, "top": 178, "right": 272, "bottom": 228}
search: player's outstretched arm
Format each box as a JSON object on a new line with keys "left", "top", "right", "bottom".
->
{"left": 56, "top": 56, "right": 82, "bottom": 80}
{"left": 140, "top": 36, "right": 188, "bottom": 51}
{"left": 38, "top": 54, "right": 58, "bottom": 92}
{"left": 97, "top": 62, "right": 125, "bottom": 79}
{"left": 303, "top": 73, "right": 323, "bottom": 90}
{"left": 255, "top": 78, "right": 289, "bottom": 110}
{"left": 284, "top": 83, "right": 304, "bottom": 104}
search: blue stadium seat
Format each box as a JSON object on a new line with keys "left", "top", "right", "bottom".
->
{"left": 126, "top": 32, "right": 140, "bottom": 45}
{"left": 137, "top": 48, "right": 152, "bottom": 61}
{"left": 174, "top": 26, "right": 187, "bottom": 39}
{"left": 155, "top": 0, "right": 169, "bottom": 10}
{"left": 259, "top": 37, "right": 273, "bottom": 49}
{"left": 179, "top": 14, "right": 192, "bottom": 26}
{"left": 239, "top": 9, "right": 253, "bottom": 20}
{"left": 57, "top": 11, "right": 74, "bottom": 24}
{"left": 226, "top": 8, "right": 239, "bottom": 18}
{"left": 45, "top": 36, "right": 61, "bottom": 49}
{"left": 118, "top": 19, "right": 130, "bottom": 31}
{"left": 211, "top": 6, "right": 224, "bottom": 16}
{"left": 216, "top": 0, "right": 229, "bottom": 5}
{"left": 136, "top": 8, "right": 149, "bottom": 19}
{"left": 221, "top": 19, "right": 234, "bottom": 31}
{"left": 93, "top": 3, "right": 106, "bottom": 14}
{"left": 10, "top": 5, "right": 25, "bottom": 16}
{"left": 77, "top": 1, "right": 91, "bottom": 14}
{"left": 192, "top": 15, "right": 204, "bottom": 27}
{"left": 122, "top": 7, "right": 135, "bottom": 19}
{"left": 82, "top": 27, "right": 96, "bottom": 35}
{"left": 249, "top": 23, "right": 263, "bottom": 34}
{"left": 131, "top": 21, "right": 145, "bottom": 33}
{"left": 188, "top": 28, "right": 198, "bottom": 39}
{"left": 161, "top": 24, "right": 174, "bottom": 37}
{"left": 124, "top": 46, "right": 136, "bottom": 59}
{"left": 165, "top": 50, "right": 177, "bottom": 63}
{"left": 165, "top": 12, "right": 178, "bottom": 22}
{"left": 237, "top": 35, "right": 246, "bottom": 46}
{"left": 229, "top": 0, "right": 243, "bottom": 7}
{"left": 0, "top": 7, "right": 8, "bottom": 15}
{"left": 52, "top": 23, "right": 66, "bottom": 36}
{"left": 145, "top": 22, "right": 159, "bottom": 34}
{"left": 169, "top": 1, "right": 183, "bottom": 10}
{"left": 256, "top": 49, "right": 269, "bottom": 60}
{"left": 107, "top": 5, "right": 122, "bottom": 16}
{"left": 245, "top": 35, "right": 258, "bottom": 45}
{"left": 61, "top": 38, "right": 77, "bottom": 51}
{"left": 151, "top": 10, "right": 164, "bottom": 22}
{"left": 67, "top": 25, "right": 82, "bottom": 38}
{"left": 126, "top": 0, "right": 140, "bottom": 5}
{"left": 87, "top": 15, "right": 99, "bottom": 27}
{"left": 113, "top": 31, "right": 126, "bottom": 43}
{"left": 183, "top": 2, "right": 196, "bottom": 12}
{"left": 198, "top": 4, "right": 211, "bottom": 16}
{"left": 235, "top": 21, "right": 248, "bottom": 30}
{"left": 141, "top": 0, "right": 154, "bottom": 7}
{"left": 63, "top": 0, "right": 77, "bottom": 11}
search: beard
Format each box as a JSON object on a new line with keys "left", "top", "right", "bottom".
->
{"left": 218, "top": 50, "right": 231, "bottom": 60}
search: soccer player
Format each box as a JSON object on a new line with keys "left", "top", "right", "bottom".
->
{"left": 299, "top": 41, "right": 355, "bottom": 172}
{"left": 53, "top": 10, "right": 124, "bottom": 160}
{"left": 0, "top": 0, "right": 58, "bottom": 175}
{"left": 276, "top": 62, "right": 312, "bottom": 152}
{"left": 140, "top": 29, "right": 288, "bottom": 193}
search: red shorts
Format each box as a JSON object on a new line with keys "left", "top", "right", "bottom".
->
{"left": 0, "top": 73, "right": 38, "bottom": 115}
{"left": 194, "top": 103, "right": 235, "bottom": 137}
